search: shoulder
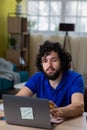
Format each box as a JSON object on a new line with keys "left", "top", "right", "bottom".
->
{"left": 25, "top": 72, "right": 46, "bottom": 91}
{"left": 63, "top": 70, "right": 84, "bottom": 84}
{"left": 65, "top": 70, "right": 82, "bottom": 79}
{"left": 27, "top": 72, "right": 46, "bottom": 82}
{"left": 31, "top": 72, "right": 45, "bottom": 78}
{"left": 68, "top": 70, "right": 84, "bottom": 94}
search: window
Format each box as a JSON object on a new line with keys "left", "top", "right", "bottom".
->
{"left": 27, "top": 0, "right": 87, "bottom": 34}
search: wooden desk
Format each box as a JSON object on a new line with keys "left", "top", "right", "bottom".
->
{"left": 0, "top": 110, "right": 87, "bottom": 130}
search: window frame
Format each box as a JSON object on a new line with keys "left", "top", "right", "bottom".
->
{"left": 26, "top": 0, "right": 87, "bottom": 35}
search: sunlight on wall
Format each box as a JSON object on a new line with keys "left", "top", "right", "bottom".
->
{"left": 0, "top": 0, "right": 26, "bottom": 57}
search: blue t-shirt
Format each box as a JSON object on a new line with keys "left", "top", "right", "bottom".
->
{"left": 25, "top": 70, "right": 84, "bottom": 107}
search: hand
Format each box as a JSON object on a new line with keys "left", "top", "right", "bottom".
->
{"left": 50, "top": 107, "right": 59, "bottom": 118}
{"left": 49, "top": 101, "right": 59, "bottom": 118}
{"left": 49, "top": 100, "right": 57, "bottom": 109}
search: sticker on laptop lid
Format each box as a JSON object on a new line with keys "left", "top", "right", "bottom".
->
{"left": 20, "top": 107, "right": 34, "bottom": 120}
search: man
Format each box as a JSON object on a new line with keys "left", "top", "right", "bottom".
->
{"left": 16, "top": 40, "right": 84, "bottom": 118}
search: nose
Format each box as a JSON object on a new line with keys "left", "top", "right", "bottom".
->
{"left": 47, "top": 60, "right": 52, "bottom": 67}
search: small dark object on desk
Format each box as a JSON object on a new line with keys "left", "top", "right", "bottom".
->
{"left": 0, "top": 116, "right": 6, "bottom": 121}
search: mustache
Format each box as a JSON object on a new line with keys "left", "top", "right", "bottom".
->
{"left": 46, "top": 67, "right": 55, "bottom": 71}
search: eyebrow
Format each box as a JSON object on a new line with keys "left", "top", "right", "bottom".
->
{"left": 42, "top": 56, "right": 59, "bottom": 61}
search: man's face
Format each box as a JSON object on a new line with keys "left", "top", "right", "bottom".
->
{"left": 41, "top": 51, "right": 62, "bottom": 80}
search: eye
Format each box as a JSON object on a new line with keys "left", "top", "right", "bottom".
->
{"left": 42, "top": 59, "right": 47, "bottom": 63}
{"left": 51, "top": 58, "right": 57, "bottom": 62}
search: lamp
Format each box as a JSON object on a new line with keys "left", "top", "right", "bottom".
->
{"left": 59, "top": 23, "right": 75, "bottom": 49}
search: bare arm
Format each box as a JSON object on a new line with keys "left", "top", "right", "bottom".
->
{"left": 50, "top": 93, "right": 84, "bottom": 118}
{"left": 16, "top": 86, "right": 34, "bottom": 97}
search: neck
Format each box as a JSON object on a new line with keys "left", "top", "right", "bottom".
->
{"left": 49, "top": 73, "right": 62, "bottom": 89}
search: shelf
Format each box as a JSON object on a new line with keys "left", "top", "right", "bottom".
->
{"left": 8, "top": 16, "right": 27, "bottom": 33}
{"left": 7, "top": 16, "right": 30, "bottom": 72}
{"left": 7, "top": 49, "right": 20, "bottom": 65}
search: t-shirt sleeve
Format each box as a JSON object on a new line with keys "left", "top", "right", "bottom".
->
{"left": 25, "top": 74, "right": 38, "bottom": 94}
{"left": 71, "top": 75, "right": 84, "bottom": 94}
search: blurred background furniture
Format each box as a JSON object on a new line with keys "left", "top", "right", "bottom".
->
{"left": 0, "top": 63, "right": 29, "bottom": 99}
{"left": 7, "top": 15, "right": 30, "bottom": 72}
{"left": 84, "top": 87, "right": 87, "bottom": 112}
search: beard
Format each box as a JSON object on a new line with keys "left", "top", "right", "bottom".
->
{"left": 43, "top": 67, "right": 62, "bottom": 80}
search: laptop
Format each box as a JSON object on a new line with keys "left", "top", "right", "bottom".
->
{"left": 2, "top": 94, "right": 63, "bottom": 129}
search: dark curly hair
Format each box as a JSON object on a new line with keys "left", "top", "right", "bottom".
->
{"left": 35, "top": 40, "right": 72, "bottom": 71}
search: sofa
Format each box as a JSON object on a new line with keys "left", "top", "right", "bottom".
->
{"left": 0, "top": 64, "right": 29, "bottom": 98}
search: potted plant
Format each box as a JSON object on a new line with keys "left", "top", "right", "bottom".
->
{"left": 9, "top": 37, "right": 16, "bottom": 49}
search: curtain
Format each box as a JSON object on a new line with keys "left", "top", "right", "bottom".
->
{"left": 29, "top": 34, "right": 87, "bottom": 79}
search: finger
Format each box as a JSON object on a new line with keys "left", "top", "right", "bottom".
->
{"left": 49, "top": 101, "right": 57, "bottom": 109}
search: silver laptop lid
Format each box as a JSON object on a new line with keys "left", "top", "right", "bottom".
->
{"left": 2, "top": 94, "right": 52, "bottom": 129}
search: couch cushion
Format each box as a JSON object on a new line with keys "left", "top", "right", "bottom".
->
{"left": 0, "top": 78, "right": 14, "bottom": 93}
{"left": 18, "top": 71, "right": 29, "bottom": 82}
{"left": 0, "top": 71, "right": 28, "bottom": 94}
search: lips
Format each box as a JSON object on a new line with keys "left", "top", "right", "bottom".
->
{"left": 46, "top": 68, "right": 55, "bottom": 74}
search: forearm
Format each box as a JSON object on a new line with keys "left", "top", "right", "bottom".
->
{"left": 16, "top": 86, "right": 33, "bottom": 97}
{"left": 55, "top": 102, "right": 84, "bottom": 118}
